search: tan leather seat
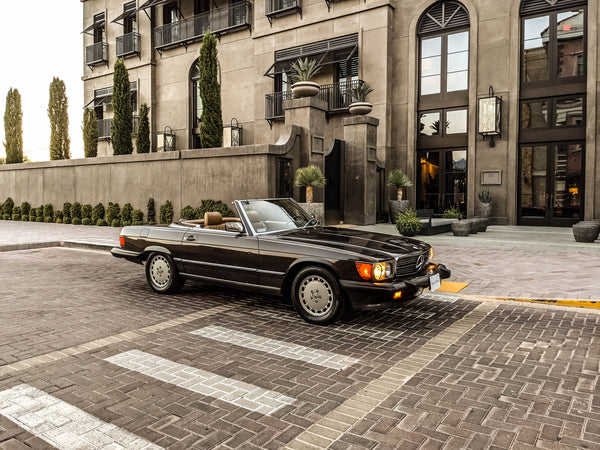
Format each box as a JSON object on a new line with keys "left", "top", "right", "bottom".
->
{"left": 246, "top": 210, "right": 267, "bottom": 232}
{"left": 203, "top": 212, "right": 227, "bottom": 230}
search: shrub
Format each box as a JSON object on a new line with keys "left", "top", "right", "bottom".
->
{"left": 443, "top": 205, "right": 464, "bottom": 220}
{"left": 44, "top": 217, "right": 53, "bottom": 223}
{"left": 13, "top": 206, "right": 21, "bottom": 217}
{"left": 97, "top": 218, "right": 108, "bottom": 226}
{"left": 3, "top": 197, "right": 14, "bottom": 216}
{"left": 72, "top": 217, "right": 82, "bottom": 225}
{"left": 395, "top": 208, "right": 422, "bottom": 236}
{"left": 20, "top": 202, "right": 30, "bottom": 217}
{"left": 53, "top": 211, "right": 63, "bottom": 223}
{"left": 4, "top": 214, "right": 11, "bottom": 220}
{"left": 43, "top": 204, "right": 53, "bottom": 222}
{"left": 159, "top": 200, "right": 173, "bottom": 224}
{"left": 81, "top": 204, "right": 92, "bottom": 220}
{"left": 29, "top": 214, "right": 36, "bottom": 222}
{"left": 12, "top": 214, "right": 20, "bottom": 221}
{"left": 132, "top": 209, "right": 144, "bottom": 225}
{"left": 82, "top": 217, "right": 91, "bottom": 226}
{"left": 63, "top": 216, "right": 72, "bottom": 224}
{"left": 71, "top": 202, "right": 82, "bottom": 220}
{"left": 193, "top": 200, "right": 235, "bottom": 219}
{"left": 106, "top": 202, "right": 121, "bottom": 224}
{"left": 92, "top": 203, "right": 105, "bottom": 223}
{"left": 121, "top": 203, "right": 133, "bottom": 224}
{"left": 22, "top": 215, "right": 29, "bottom": 222}
{"left": 147, "top": 198, "right": 156, "bottom": 224}
{"left": 62, "top": 202, "right": 72, "bottom": 221}
{"left": 180, "top": 205, "right": 195, "bottom": 220}
{"left": 36, "top": 216, "right": 44, "bottom": 222}
{"left": 111, "top": 219, "right": 122, "bottom": 227}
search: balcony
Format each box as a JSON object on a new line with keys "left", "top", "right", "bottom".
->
{"left": 154, "top": 1, "right": 252, "bottom": 51}
{"left": 97, "top": 116, "right": 140, "bottom": 140}
{"left": 86, "top": 42, "right": 108, "bottom": 67}
{"left": 116, "top": 32, "right": 141, "bottom": 58}
{"left": 265, "top": 0, "right": 302, "bottom": 23}
{"left": 265, "top": 79, "right": 363, "bottom": 122}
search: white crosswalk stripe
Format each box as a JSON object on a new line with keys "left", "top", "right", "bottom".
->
{"left": 191, "top": 325, "right": 360, "bottom": 370}
{"left": 105, "top": 350, "right": 295, "bottom": 415}
{"left": 0, "top": 384, "right": 162, "bottom": 449}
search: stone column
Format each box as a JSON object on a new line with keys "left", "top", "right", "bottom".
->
{"left": 283, "top": 97, "right": 328, "bottom": 203}
{"left": 343, "top": 115, "right": 379, "bottom": 225}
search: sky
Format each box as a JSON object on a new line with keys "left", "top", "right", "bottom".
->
{"left": 0, "top": 2, "right": 84, "bottom": 162}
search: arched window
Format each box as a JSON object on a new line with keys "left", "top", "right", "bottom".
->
{"left": 416, "top": 1, "right": 469, "bottom": 215}
{"left": 190, "top": 61, "right": 203, "bottom": 148}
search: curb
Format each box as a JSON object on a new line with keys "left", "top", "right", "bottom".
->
{"left": 0, "top": 241, "right": 115, "bottom": 253}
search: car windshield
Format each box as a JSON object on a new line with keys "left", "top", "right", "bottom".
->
{"left": 240, "top": 199, "right": 316, "bottom": 234}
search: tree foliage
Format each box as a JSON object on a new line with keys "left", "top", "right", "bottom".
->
{"left": 136, "top": 103, "right": 150, "bottom": 153}
{"left": 111, "top": 59, "right": 133, "bottom": 155}
{"left": 3, "top": 88, "right": 23, "bottom": 164}
{"left": 48, "top": 77, "right": 70, "bottom": 160}
{"left": 83, "top": 107, "right": 98, "bottom": 158}
{"left": 198, "top": 32, "right": 223, "bottom": 148}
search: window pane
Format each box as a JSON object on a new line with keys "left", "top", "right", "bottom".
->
{"left": 520, "top": 100, "right": 548, "bottom": 129}
{"left": 421, "top": 37, "right": 441, "bottom": 58}
{"left": 447, "top": 32, "right": 468, "bottom": 53}
{"left": 421, "top": 75, "right": 441, "bottom": 96}
{"left": 445, "top": 150, "right": 467, "bottom": 213}
{"left": 447, "top": 50, "right": 468, "bottom": 73}
{"left": 421, "top": 56, "right": 441, "bottom": 77}
{"left": 446, "top": 109, "right": 467, "bottom": 134}
{"left": 555, "top": 96, "right": 583, "bottom": 127}
{"left": 419, "top": 112, "right": 441, "bottom": 136}
{"left": 446, "top": 71, "right": 468, "bottom": 92}
{"left": 418, "top": 151, "right": 441, "bottom": 212}
{"left": 557, "top": 9, "right": 584, "bottom": 78}
{"left": 522, "top": 15, "right": 550, "bottom": 82}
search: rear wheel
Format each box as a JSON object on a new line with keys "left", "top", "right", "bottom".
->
{"left": 291, "top": 267, "right": 346, "bottom": 325}
{"left": 145, "top": 252, "right": 184, "bottom": 294}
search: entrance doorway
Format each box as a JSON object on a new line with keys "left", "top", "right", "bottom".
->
{"left": 518, "top": 143, "right": 584, "bottom": 226}
{"left": 325, "top": 140, "right": 345, "bottom": 225}
{"left": 417, "top": 149, "right": 467, "bottom": 215}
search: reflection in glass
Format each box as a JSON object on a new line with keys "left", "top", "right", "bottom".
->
{"left": 520, "top": 145, "right": 547, "bottom": 217}
{"left": 421, "top": 37, "right": 441, "bottom": 95}
{"left": 418, "top": 152, "right": 441, "bottom": 212}
{"left": 552, "top": 143, "right": 582, "bottom": 218}
{"left": 446, "top": 109, "right": 467, "bottom": 134}
{"left": 419, "top": 112, "right": 441, "bottom": 136}
{"left": 555, "top": 96, "right": 583, "bottom": 127}
{"left": 522, "top": 15, "right": 550, "bottom": 82}
{"left": 447, "top": 31, "right": 468, "bottom": 92}
{"left": 557, "top": 9, "right": 584, "bottom": 78}
{"left": 421, "top": 56, "right": 441, "bottom": 77}
{"left": 520, "top": 100, "right": 548, "bottom": 129}
{"left": 445, "top": 150, "right": 467, "bottom": 212}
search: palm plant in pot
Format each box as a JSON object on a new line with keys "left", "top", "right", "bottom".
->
{"left": 349, "top": 82, "right": 374, "bottom": 115}
{"left": 395, "top": 208, "right": 422, "bottom": 237}
{"left": 387, "top": 168, "right": 412, "bottom": 222}
{"left": 478, "top": 189, "right": 493, "bottom": 218}
{"left": 290, "top": 58, "right": 321, "bottom": 98}
{"left": 295, "top": 165, "right": 325, "bottom": 204}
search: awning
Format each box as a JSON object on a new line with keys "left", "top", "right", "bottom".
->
{"left": 111, "top": 5, "right": 137, "bottom": 24}
{"left": 82, "top": 18, "right": 104, "bottom": 34}
{"left": 137, "top": 0, "right": 172, "bottom": 11}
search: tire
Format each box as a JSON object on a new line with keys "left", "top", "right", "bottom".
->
{"left": 291, "top": 266, "right": 346, "bottom": 325}
{"left": 145, "top": 252, "right": 184, "bottom": 294}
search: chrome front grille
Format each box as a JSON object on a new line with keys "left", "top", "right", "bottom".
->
{"left": 395, "top": 251, "right": 429, "bottom": 278}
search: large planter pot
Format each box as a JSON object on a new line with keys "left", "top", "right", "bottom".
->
{"left": 451, "top": 221, "right": 470, "bottom": 236}
{"left": 348, "top": 102, "right": 373, "bottom": 115}
{"left": 476, "top": 217, "right": 489, "bottom": 232}
{"left": 291, "top": 81, "right": 319, "bottom": 98}
{"left": 573, "top": 222, "right": 600, "bottom": 242}
{"left": 300, "top": 202, "right": 324, "bottom": 226}
{"left": 389, "top": 200, "right": 410, "bottom": 223}
{"left": 467, "top": 219, "right": 479, "bottom": 234}
{"left": 477, "top": 202, "right": 492, "bottom": 218}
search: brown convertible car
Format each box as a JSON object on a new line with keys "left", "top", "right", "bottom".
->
{"left": 112, "top": 198, "right": 450, "bottom": 325}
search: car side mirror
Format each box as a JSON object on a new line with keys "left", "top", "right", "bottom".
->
{"left": 225, "top": 221, "right": 244, "bottom": 233}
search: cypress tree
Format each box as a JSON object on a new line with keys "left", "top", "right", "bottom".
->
{"left": 111, "top": 59, "right": 133, "bottom": 155}
{"left": 48, "top": 77, "right": 71, "bottom": 160}
{"left": 83, "top": 107, "right": 98, "bottom": 157}
{"left": 198, "top": 32, "right": 223, "bottom": 148}
{"left": 136, "top": 103, "right": 150, "bottom": 153}
{"left": 3, "top": 88, "right": 23, "bottom": 164}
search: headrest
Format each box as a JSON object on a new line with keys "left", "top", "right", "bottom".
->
{"left": 204, "top": 211, "right": 223, "bottom": 226}
{"left": 246, "top": 210, "right": 260, "bottom": 222}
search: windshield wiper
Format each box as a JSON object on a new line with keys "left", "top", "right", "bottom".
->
{"left": 303, "top": 217, "right": 318, "bottom": 228}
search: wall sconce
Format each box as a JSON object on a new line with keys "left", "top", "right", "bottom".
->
{"left": 223, "top": 118, "right": 242, "bottom": 147}
{"left": 163, "top": 126, "right": 176, "bottom": 152}
{"left": 478, "top": 86, "right": 502, "bottom": 147}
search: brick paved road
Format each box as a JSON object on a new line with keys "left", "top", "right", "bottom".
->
{"left": 0, "top": 247, "right": 598, "bottom": 449}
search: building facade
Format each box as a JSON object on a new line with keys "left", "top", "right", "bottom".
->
{"left": 81, "top": 0, "right": 599, "bottom": 226}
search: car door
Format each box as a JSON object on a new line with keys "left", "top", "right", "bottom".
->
{"left": 179, "top": 227, "right": 259, "bottom": 285}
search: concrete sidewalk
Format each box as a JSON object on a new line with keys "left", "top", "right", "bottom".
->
{"left": 1, "top": 220, "right": 598, "bottom": 303}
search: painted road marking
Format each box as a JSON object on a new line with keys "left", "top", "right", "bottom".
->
{"left": 105, "top": 350, "right": 295, "bottom": 415}
{"left": 191, "top": 326, "right": 359, "bottom": 370}
{"left": 0, "top": 384, "right": 161, "bottom": 450}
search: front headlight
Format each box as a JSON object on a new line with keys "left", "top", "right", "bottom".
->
{"left": 355, "top": 261, "right": 395, "bottom": 281}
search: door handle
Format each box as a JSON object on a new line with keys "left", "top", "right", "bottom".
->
{"left": 185, "top": 235, "right": 196, "bottom": 242}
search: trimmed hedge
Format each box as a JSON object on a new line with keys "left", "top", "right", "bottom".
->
{"left": 97, "top": 218, "right": 108, "bottom": 226}
{"left": 106, "top": 202, "right": 121, "bottom": 224}
{"left": 132, "top": 209, "right": 144, "bottom": 225}
{"left": 92, "top": 203, "right": 105, "bottom": 223}
{"left": 159, "top": 200, "right": 173, "bottom": 224}
{"left": 72, "top": 217, "right": 82, "bottom": 225}
{"left": 82, "top": 218, "right": 91, "bottom": 226}
{"left": 43, "top": 204, "right": 53, "bottom": 222}
{"left": 2, "top": 197, "right": 14, "bottom": 217}
{"left": 147, "top": 198, "right": 156, "bottom": 225}
{"left": 21, "top": 202, "right": 31, "bottom": 218}
{"left": 121, "top": 203, "right": 133, "bottom": 226}
{"left": 82, "top": 204, "right": 92, "bottom": 220}
{"left": 71, "top": 202, "right": 82, "bottom": 220}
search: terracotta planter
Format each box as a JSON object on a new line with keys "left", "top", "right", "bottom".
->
{"left": 573, "top": 222, "right": 600, "bottom": 242}
{"left": 291, "top": 81, "right": 319, "bottom": 98}
{"left": 348, "top": 102, "right": 373, "bottom": 115}
{"left": 451, "top": 221, "right": 470, "bottom": 236}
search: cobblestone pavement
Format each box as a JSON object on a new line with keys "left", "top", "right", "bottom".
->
{"left": 0, "top": 247, "right": 599, "bottom": 449}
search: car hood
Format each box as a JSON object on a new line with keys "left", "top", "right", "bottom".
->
{"left": 270, "top": 227, "right": 429, "bottom": 259}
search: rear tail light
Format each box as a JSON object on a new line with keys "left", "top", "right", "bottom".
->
{"left": 119, "top": 236, "right": 125, "bottom": 247}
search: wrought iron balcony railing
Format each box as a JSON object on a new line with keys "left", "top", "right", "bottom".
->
{"left": 266, "top": 0, "right": 302, "bottom": 17}
{"left": 116, "top": 32, "right": 141, "bottom": 58}
{"left": 97, "top": 116, "right": 140, "bottom": 140}
{"left": 154, "top": 1, "right": 251, "bottom": 50}
{"left": 265, "top": 79, "right": 363, "bottom": 121}
{"left": 86, "top": 42, "right": 108, "bottom": 66}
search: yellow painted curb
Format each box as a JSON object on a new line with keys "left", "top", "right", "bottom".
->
{"left": 466, "top": 295, "right": 600, "bottom": 310}
{"left": 438, "top": 281, "right": 469, "bottom": 293}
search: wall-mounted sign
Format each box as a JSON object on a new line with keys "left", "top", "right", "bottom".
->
{"left": 481, "top": 170, "right": 502, "bottom": 185}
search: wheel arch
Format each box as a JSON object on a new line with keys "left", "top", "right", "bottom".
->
{"left": 141, "top": 245, "right": 172, "bottom": 262}
{"left": 281, "top": 258, "right": 340, "bottom": 300}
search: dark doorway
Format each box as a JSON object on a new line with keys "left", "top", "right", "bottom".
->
{"left": 276, "top": 158, "right": 293, "bottom": 199}
{"left": 325, "top": 140, "right": 345, "bottom": 225}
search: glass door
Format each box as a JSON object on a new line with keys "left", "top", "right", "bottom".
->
{"left": 417, "top": 149, "right": 467, "bottom": 215}
{"left": 519, "top": 143, "right": 583, "bottom": 225}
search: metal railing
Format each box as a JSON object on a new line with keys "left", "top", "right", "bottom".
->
{"left": 116, "top": 32, "right": 141, "bottom": 58}
{"left": 266, "top": 0, "right": 301, "bottom": 15}
{"left": 97, "top": 116, "right": 140, "bottom": 139}
{"left": 86, "top": 42, "right": 108, "bottom": 65}
{"left": 154, "top": 1, "right": 251, "bottom": 49}
{"left": 265, "top": 79, "right": 363, "bottom": 120}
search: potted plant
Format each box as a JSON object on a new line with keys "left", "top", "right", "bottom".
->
{"left": 478, "top": 189, "right": 493, "bottom": 218}
{"left": 395, "top": 208, "right": 422, "bottom": 237}
{"left": 295, "top": 165, "right": 326, "bottom": 224}
{"left": 387, "top": 168, "right": 412, "bottom": 222}
{"left": 349, "top": 82, "right": 374, "bottom": 115}
{"left": 444, "top": 205, "right": 469, "bottom": 236}
{"left": 290, "top": 58, "right": 321, "bottom": 98}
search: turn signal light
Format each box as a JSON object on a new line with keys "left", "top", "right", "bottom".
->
{"left": 355, "top": 262, "right": 394, "bottom": 281}
{"left": 355, "top": 263, "right": 372, "bottom": 280}
{"left": 119, "top": 236, "right": 125, "bottom": 247}
{"left": 393, "top": 291, "right": 402, "bottom": 299}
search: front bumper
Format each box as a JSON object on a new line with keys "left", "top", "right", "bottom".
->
{"left": 340, "top": 263, "right": 451, "bottom": 310}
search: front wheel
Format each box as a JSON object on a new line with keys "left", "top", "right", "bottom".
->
{"left": 145, "top": 252, "right": 184, "bottom": 294}
{"left": 291, "top": 267, "right": 346, "bottom": 325}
